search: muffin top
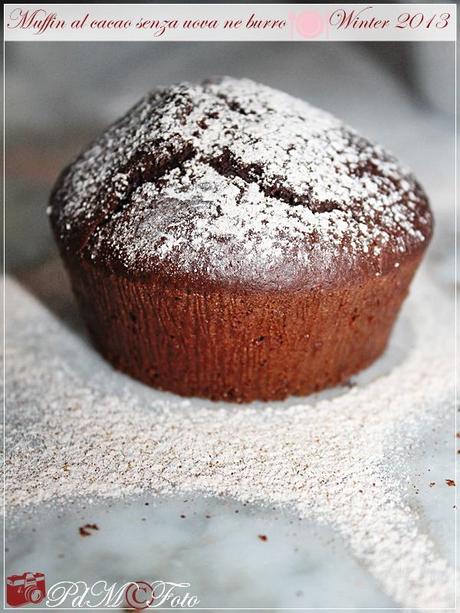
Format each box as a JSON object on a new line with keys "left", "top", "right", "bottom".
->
{"left": 49, "top": 77, "right": 432, "bottom": 291}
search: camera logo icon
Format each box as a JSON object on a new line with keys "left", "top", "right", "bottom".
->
{"left": 6, "top": 572, "right": 46, "bottom": 607}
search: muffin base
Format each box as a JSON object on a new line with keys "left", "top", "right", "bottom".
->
{"left": 66, "top": 256, "right": 422, "bottom": 403}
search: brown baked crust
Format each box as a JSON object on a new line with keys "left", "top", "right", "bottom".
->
{"left": 49, "top": 77, "right": 432, "bottom": 292}
{"left": 49, "top": 78, "right": 433, "bottom": 401}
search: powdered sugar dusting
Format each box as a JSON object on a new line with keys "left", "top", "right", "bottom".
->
{"left": 50, "top": 78, "right": 431, "bottom": 285}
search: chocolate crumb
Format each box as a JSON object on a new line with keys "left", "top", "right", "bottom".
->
{"left": 79, "top": 523, "right": 99, "bottom": 537}
{"left": 258, "top": 534, "right": 268, "bottom": 542}
{"left": 445, "top": 479, "right": 455, "bottom": 487}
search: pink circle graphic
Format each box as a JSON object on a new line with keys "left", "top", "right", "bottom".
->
{"left": 294, "top": 11, "right": 324, "bottom": 39}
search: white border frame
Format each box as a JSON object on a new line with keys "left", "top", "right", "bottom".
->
{"left": 2, "top": 3, "right": 457, "bottom": 610}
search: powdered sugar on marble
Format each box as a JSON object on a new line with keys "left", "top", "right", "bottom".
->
{"left": 5, "top": 266, "right": 454, "bottom": 608}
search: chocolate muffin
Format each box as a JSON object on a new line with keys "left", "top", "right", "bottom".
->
{"left": 49, "top": 77, "right": 432, "bottom": 402}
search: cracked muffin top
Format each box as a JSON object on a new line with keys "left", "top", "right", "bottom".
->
{"left": 49, "top": 77, "right": 432, "bottom": 291}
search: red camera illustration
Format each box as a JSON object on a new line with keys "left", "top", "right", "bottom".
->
{"left": 6, "top": 572, "right": 46, "bottom": 607}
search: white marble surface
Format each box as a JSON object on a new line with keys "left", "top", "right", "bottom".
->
{"left": 9, "top": 495, "right": 396, "bottom": 609}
